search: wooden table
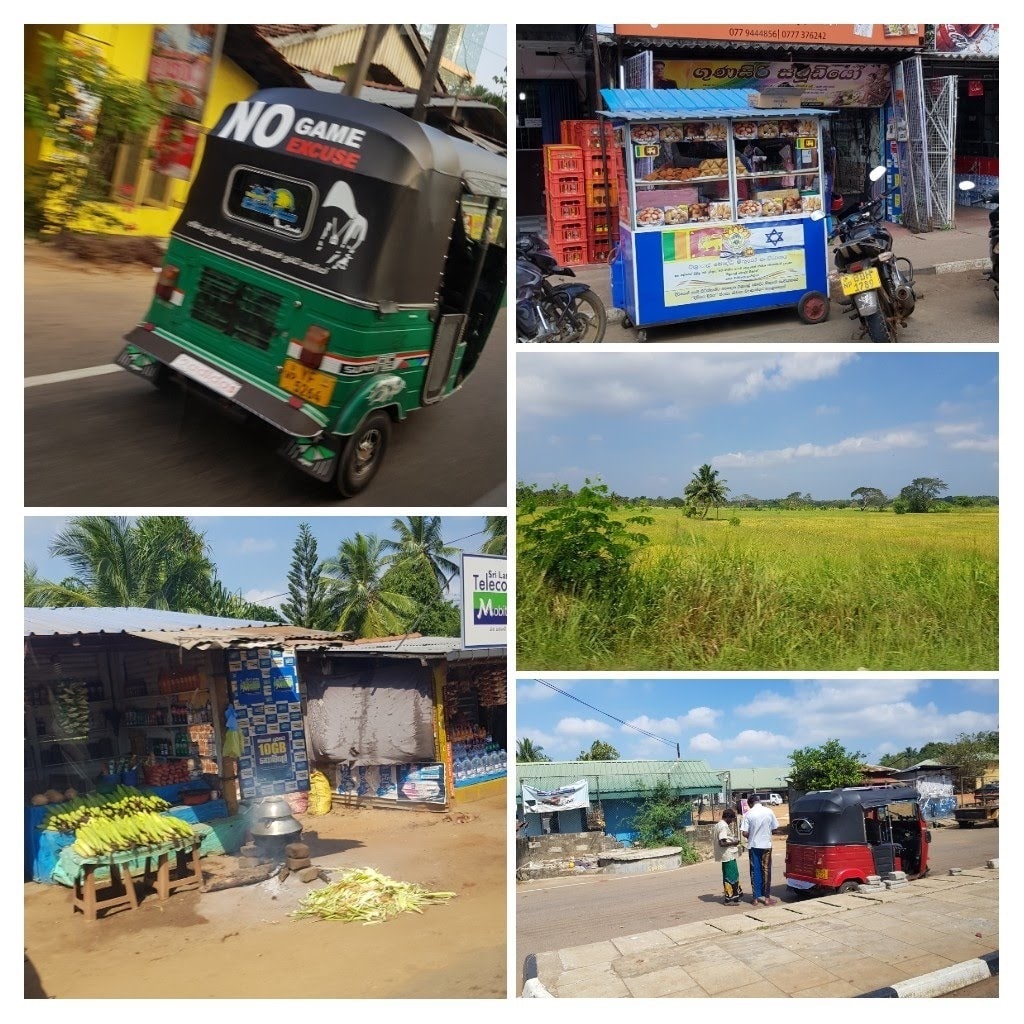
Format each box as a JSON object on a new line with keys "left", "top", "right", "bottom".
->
{"left": 72, "top": 840, "right": 202, "bottom": 921}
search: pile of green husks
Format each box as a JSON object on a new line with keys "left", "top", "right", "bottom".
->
{"left": 291, "top": 867, "right": 456, "bottom": 924}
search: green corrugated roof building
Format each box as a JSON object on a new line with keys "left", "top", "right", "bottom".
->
{"left": 712, "top": 767, "right": 791, "bottom": 793}
{"left": 515, "top": 759, "right": 721, "bottom": 802}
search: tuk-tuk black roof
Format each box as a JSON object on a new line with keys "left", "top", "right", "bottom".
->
{"left": 176, "top": 88, "right": 505, "bottom": 308}
{"left": 793, "top": 785, "right": 920, "bottom": 814}
{"left": 210, "top": 89, "right": 506, "bottom": 195}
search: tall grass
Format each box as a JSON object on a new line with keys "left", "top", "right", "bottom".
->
{"left": 517, "top": 508, "right": 997, "bottom": 670}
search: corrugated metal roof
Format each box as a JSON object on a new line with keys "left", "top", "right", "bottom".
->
{"left": 712, "top": 766, "right": 792, "bottom": 791}
{"left": 515, "top": 759, "right": 720, "bottom": 800}
{"left": 325, "top": 636, "right": 506, "bottom": 661}
{"left": 24, "top": 607, "right": 281, "bottom": 637}
{"left": 130, "top": 626, "right": 349, "bottom": 650}
{"left": 601, "top": 87, "right": 834, "bottom": 118}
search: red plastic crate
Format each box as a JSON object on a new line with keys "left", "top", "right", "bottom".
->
{"left": 549, "top": 241, "right": 586, "bottom": 267}
{"left": 543, "top": 144, "right": 584, "bottom": 174}
{"left": 546, "top": 172, "right": 584, "bottom": 198}
{"left": 585, "top": 180, "right": 618, "bottom": 209}
{"left": 587, "top": 239, "right": 612, "bottom": 265}
{"left": 546, "top": 219, "right": 587, "bottom": 245}
{"left": 586, "top": 208, "right": 616, "bottom": 239}
{"left": 565, "top": 119, "right": 616, "bottom": 152}
{"left": 582, "top": 150, "right": 614, "bottom": 183}
{"left": 548, "top": 196, "right": 585, "bottom": 222}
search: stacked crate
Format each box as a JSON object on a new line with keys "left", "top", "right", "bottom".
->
{"left": 560, "top": 120, "right": 621, "bottom": 264}
{"left": 543, "top": 144, "right": 587, "bottom": 267}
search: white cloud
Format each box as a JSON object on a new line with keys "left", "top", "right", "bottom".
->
{"left": 816, "top": 404, "right": 839, "bottom": 415}
{"left": 244, "top": 588, "right": 283, "bottom": 609}
{"left": 517, "top": 353, "right": 856, "bottom": 420}
{"left": 517, "top": 681, "right": 558, "bottom": 702}
{"left": 948, "top": 437, "right": 998, "bottom": 452}
{"left": 729, "top": 729, "right": 792, "bottom": 750}
{"left": 587, "top": 434, "right": 603, "bottom": 443}
{"left": 934, "top": 421, "right": 982, "bottom": 435}
{"left": 556, "top": 717, "right": 612, "bottom": 738}
{"left": 713, "top": 430, "right": 927, "bottom": 469}
{"left": 690, "top": 732, "right": 722, "bottom": 752}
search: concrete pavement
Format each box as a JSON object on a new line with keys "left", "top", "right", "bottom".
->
{"left": 524, "top": 862, "right": 998, "bottom": 998}
{"left": 519, "top": 204, "right": 997, "bottom": 338}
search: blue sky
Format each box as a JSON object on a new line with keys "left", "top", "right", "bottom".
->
{"left": 517, "top": 352, "right": 998, "bottom": 499}
{"left": 516, "top": 678, "right": 998, "bottom": 766}
{"left": 24, "top": 516, "right": 495, "bottom": 610}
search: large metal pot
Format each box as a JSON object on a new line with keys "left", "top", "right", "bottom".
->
{"left": 249, "top": 795, "right": 302, "bottom": 837}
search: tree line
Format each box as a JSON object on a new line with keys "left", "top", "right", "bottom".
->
{"left": 518, "top": 473, "right": 997, "bottom": 516}
{"left": 24, "top": 515, "right": 506, "bottom": 639}
{"left": 518, "top": 732, "right": 998, "bottom": 796}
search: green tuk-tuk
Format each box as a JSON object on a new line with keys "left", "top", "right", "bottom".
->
{"left": 116, "top": 88, "right": 506, "bottom": 496}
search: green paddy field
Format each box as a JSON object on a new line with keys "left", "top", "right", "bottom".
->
{"left": 516, "top": 507, "right": 997, "bottom": 671}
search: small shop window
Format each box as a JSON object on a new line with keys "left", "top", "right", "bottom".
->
{"left": 223, "top": 166, "right": 317, "bottom": 241}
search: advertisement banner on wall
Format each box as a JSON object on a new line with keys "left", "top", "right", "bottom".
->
{"left": 151, "top": 117, "right": 202, "bottom": 180}
{"left": 615, "top": 24, "right": 923, "bottom": 47}
{"left": 147, "top": 25, "right": 218, "bottom": 121}
{"left": 522, "top": 780, "right": 591, "bottom": 814}
{"left": 932, "top": 24, "right": 999, "bottom": 56}
{"left": 398, "top": 763, "right": 447, "bottom": 804}
{"left": 658, "top": 60, "right": 894, "bottom": 107}
{"left": 461, "top": 554, "right": 508, "bottom": 648}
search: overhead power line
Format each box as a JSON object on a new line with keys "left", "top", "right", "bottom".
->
{"left": 534, "top": 678, "right": 681, "bottom": 758}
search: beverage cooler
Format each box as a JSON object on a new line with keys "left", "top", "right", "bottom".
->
{"left": 602, "top": 88, "right": 834, "bottom": 340}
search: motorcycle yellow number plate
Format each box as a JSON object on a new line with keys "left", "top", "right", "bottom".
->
{"left": 839, "top": 267, "right": 882, "bottom": 295}
{"left": 279, "top": 359, "right": 336, "bottom": 407}
{"left": 815, "top": 868, "right": 830, "bottom": 880}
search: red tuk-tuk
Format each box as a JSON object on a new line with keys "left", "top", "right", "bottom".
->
{"left": 785, "top": 785, "right": 930, "bottom": 895}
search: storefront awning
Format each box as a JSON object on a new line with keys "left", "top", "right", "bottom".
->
{"left": 600, "top": 87, "right": 834, "bottom": 119}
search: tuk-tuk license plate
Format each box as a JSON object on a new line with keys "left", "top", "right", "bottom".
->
{"left": 279, "top": 359, "right": 336, "bottom": 407}
{"left": 839, "top": 267, "right": 882, "bottom": 295}
{"left": 815, "top": 868, "right": 830, "bottom": 880}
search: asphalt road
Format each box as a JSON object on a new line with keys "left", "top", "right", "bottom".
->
{"left": 516, "top": 823, "right": 998, "bottom": 968}
{"left": 591, "top": 268, "right": 999, "bottom": 344}
{"left": 24, "top": 252, "right": 507, "bottom": 507}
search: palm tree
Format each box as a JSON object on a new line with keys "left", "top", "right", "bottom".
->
{"left": 321, "top": 533, "right": 418, "bottom": 638}
{"left": 384, "top": 516, "right": 460, "bottom": 590}
{"left": 480, "top": 516, "right": 507, "bottom": 555}
{"left": 516, "top": 737, "right": 551, "bottom": 763}
{"left": 25, "top": 516, "right": 215, "bottom": 609}
{"left": 684, "top": 464, "right": 730, "bottom": 519}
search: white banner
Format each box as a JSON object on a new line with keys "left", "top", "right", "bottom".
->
{"left": 522, "top": 780, "right": 591, "bottom": 814}
{"left": 461, "top": 553, "right": 507, "bottom": 648}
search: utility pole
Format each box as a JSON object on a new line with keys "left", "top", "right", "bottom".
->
{"left": 413, "top": 25, "right": 449, "bottom": 123}
{"left": 346, "top": 25, "right": 385, "bottom": 98}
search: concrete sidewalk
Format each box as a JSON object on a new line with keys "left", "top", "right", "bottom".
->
{"left": 526, "top": 863, "right": 998, "bottom": 998}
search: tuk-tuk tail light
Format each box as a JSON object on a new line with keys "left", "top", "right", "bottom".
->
{"left": 298, "top": 325, "right": 331, "bottom": 369}
{"left": 155, "top": 265, "right": 181, "bottom": 302}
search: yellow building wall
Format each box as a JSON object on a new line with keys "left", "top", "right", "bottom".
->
{"left": 26, "top": 24, "right": 257, "bottom": 238}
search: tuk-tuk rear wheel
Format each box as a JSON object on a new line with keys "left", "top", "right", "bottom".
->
{"left": 336, "top": 411, "right": 391, "bottom": 497}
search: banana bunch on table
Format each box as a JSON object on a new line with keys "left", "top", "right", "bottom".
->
{"left": 71, "top": 811, "right": 196, "bottom": 857}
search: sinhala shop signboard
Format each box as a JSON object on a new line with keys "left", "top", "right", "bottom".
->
{"left": 614, "top": 25, "right": 924, "bottom": 46}
{"left": 461, "top": 554, "right": 507, "bottom": 649}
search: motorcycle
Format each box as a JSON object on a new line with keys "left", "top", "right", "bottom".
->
{"left": 958, "top": 180, "right": 998, "bottom": 299}
{"left": 515, "top": 233, "right": 607, "bottom": 343}
{"left": 814, "top": 166, "right": 915, "bottom": 343}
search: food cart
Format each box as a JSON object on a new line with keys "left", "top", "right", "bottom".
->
{"left": 601, "top": 89, "right": 834, "bottom": 340}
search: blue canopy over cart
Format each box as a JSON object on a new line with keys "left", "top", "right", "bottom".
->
{"left": 601, "top": 88, "right": 835, "bottom": 339}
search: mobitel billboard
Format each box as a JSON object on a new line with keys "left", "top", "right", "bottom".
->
{"left": 462, "top": 553, "right": 508, "bottom": 649}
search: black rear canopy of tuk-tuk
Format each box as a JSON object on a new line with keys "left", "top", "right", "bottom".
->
{"left": 173, "top": 88, "right": 505, "bottom": 310}
{"left": 788, "top": 785, "right": 919, "bottom": 846}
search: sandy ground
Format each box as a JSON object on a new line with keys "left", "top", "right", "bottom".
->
{"left": 24, "top": 789, "right": 507, "bottom": 999}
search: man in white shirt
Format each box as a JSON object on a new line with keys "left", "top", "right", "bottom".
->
{"left": 713, "top": 807, "right": 743, "bottom": 904}
{"left": 741, "top": 794, "right": 780, "bottom": 905}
